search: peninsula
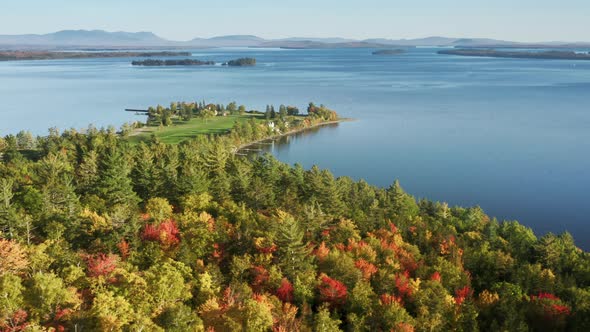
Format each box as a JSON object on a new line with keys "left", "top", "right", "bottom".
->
{"left": 0, "top": 50, "right": 191, "bottom": 61}
{"left": 127, "top": 101, "right": 339, "bottom": 145}
{"left": 438, "top": 49, "right": 590, "bottom": 60}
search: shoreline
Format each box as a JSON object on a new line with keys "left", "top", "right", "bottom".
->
{"left": 438, "top": 49, "right": 590, "bottom": 60}
{"left": 233, "top": 117, "right": 354, "bottom": 153}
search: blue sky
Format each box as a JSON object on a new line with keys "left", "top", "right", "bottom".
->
{"left": 2, "top": 0, "right": 587, "bottom": 42}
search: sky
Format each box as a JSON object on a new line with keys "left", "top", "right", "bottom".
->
{"left": 1, "top": 0, "right": 588, "bottom": 42}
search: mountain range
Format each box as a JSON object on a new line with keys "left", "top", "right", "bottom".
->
{"left": 0, "top": 30, "right": 588, "bottom": 49}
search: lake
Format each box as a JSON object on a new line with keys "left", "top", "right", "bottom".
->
{"left": 1, "top": 47, "right": 589, "bottom": 249}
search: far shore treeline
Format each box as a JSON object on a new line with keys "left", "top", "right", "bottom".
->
{"left": 439, "top": 49, "right": 590, "bottom": 60}
{"left": 0, "top": 51, "right": 192, "bottom": 61}
{"left": 0, "top": 100, "right": 589, "bottom": 331}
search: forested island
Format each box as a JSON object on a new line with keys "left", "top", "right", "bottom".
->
{"left": 131, "top": 59, "right": 216, "bottom": 66}
{"left": 372, "top": 49, "right": 405, "bottom": 55}
{"left": 438, "top": 49, "right": 590, "bottom": 60}
{"left": 1, "top": 100, "right": 589, "bottom": 331}
{"left": 131, "top": 57, "right": 257, "bottom": 67}
{"left": 222, "top": 57, "right": 257, "bottom": 66}
{"left": 0, "top": 51, "right": 191, "bottom": 61}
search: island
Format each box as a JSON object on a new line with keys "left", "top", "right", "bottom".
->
{"left": 0, "top": 50, "right": 191, "bottom": 61}
{"left": 438, "top": 49, "right": 590, "bottom": 60}
{"left": 372, "top": 49, "right": 405, "bottom": 55}
{"left": 222, "top": 57, "right": 257, "bottom": 66}
{"left": 131, "top": 59, "right": 215, "bottom": 66}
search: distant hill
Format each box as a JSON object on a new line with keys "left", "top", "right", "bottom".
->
{"left": 277, "top": 37, "right": 358, "bottom": 44}
{"left": 0, "top": 30, "right": 170, "bottom": 47}
{"left": 362, "top": 36, "right": 517, "bottom": 47}
{"left": 0, "top": 30, "right": 588, "bottom": 49}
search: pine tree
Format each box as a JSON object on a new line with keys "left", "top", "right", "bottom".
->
{"left": 387, "top": 180, "right": 418, "bottom": 218}
{"left": 96, "top": 147, "right": 139, "bottom": 207}
{"left": 76, "top": 150, "right": 99, "bottom": 194}
{"left": 131, "top": 143, "right": 156, "bottom": 200}
{"left": 0, "top": 179, "right": 15, "bottom": 238}
{"left": 275, "top": 212, "right": 313, "bottom": 280}
{"left": 270, "top": 105, "right": 276, "bottom": 119}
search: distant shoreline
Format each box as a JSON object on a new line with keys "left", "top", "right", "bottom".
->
{"left": 0, "top": 51, "right": 191, "bottom": 61}
{"left": 372, "top": 49, "right": 405, "bottom": 55}
{"left": 438, "top": 49, "right": 590, "bottom": 60}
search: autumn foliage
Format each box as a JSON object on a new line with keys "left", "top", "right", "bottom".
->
{"left": 318, "top": 274, "right": 347, "bottom": 307}
{"left": 141, "top": 219, "right": 180, "bottom": 247}
{"left": 276, "top": 278, "right": 294, "bottom": 303}
{"left": 395, "top": 271, "right": 413, "bottom": 298}
{"left": 354, "top": 259, "right": 378, "bottom": 280}
{"left": 0, "top": 239, "right": 28, "bottom": 276}
{"left": 251, "top": 266, "right": 270, "bottom": 292}
{"left": 85, "top": 253, "right": 118, "bottom": 278}
{"left": 1, "top": 102, "right": 589, "bottom": 331}
{"left": 454, "top": 286, "right": 473, "bottom": 306}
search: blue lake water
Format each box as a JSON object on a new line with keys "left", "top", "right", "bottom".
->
{"left": 1, "top": 48, "right": 589, "bottom": 248}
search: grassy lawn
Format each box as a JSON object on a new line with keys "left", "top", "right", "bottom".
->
{"left": 127, "top": 114, "right": 264, "bottom": 144}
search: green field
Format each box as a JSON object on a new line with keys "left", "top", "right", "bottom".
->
{"left": 127, "top": 114, "right": 264, "bottom": 144}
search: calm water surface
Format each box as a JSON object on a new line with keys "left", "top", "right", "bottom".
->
{"left": 1, "top": 48, "right": 589, "bottom": 248}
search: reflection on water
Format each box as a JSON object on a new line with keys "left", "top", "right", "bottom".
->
{"left": 241, "top": 123, "right": 340, "bottom": 157}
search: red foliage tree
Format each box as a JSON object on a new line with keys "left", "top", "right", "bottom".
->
{"left": 314, "top": 242, "right": 330, "bottom": 262}
{"left": 86, "top": 253, "right": 118, "bottom": 278}
{"left": 141, "top": 224, "right": 160, "bottom": 242}
{"left": 0, "top": 309, "right": 29, "bottom": 332}
{"left": 530, "top": 292, "right": 559, "bottom": 301}
{"left": 380, "top": 293, "right": 403, "bottom": 306}
{"left": 389, "top": 222, "right": 398, "bottom": 234}
{"left": 117, "top": 239, "right": 130, "bottom": 260}
{"left": 529, "top": 292, "right": 571, "bottom": 317}
{"left": 354, "top": 259, "right": 378, "bottom": 280}
{"left": 276, "top": 278, "right": 294, "bottom": 303}
{"left": 395, "top": 271, "right": 413, "bottom": 298}
{"left": 251, "top": 265, "right": 270, "bottom": 292}
{"left": 430, "top": 271, "right": 442, "bottom": 282}
{"left": 528, "top": 292, "right": 571, "bottom": 330}
{"left": 158, "top": 219, "right": 180, "bottom": 247}
{"left": 454, "top": 286, "right": 473, "bottom": 306}
{"left": 212, "top": 243, "right": 223, "bottom": 261}
{"left": 141, "top": 219, "right": 180, "bottom": 247}
{"left": 319, "top": 274, "right": 347, "bottom": 307}
{"left": 398, "top": 248, "right": 418, "bottom": 273}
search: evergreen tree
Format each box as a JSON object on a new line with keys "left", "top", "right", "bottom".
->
{"left": 275, "top": 212, "right": 313, "bottom": 280}
{"left": 279, "top": 105, "right": 287, "bottom": 119}
{"left": 387, "top": 180, "right": 419, "bottom": 219}
{"left": 76, "top": 150, "right": 99, "bottom": 194}
{"left": 96, "top": 146, "right": 139, "bottom": 207}
{"left": 270, "top": 105, "right": 276, "bottom": 119}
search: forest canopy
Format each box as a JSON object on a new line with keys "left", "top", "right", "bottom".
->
{"left": 0, "top": 101, "right": 589, "bottom": 331}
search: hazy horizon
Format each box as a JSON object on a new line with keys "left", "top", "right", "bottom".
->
{"left": 2, "top": 0, "right": 588, "bottom": 43}
{"left": 1, "top": 28, "right": 588, "bottom": 45}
